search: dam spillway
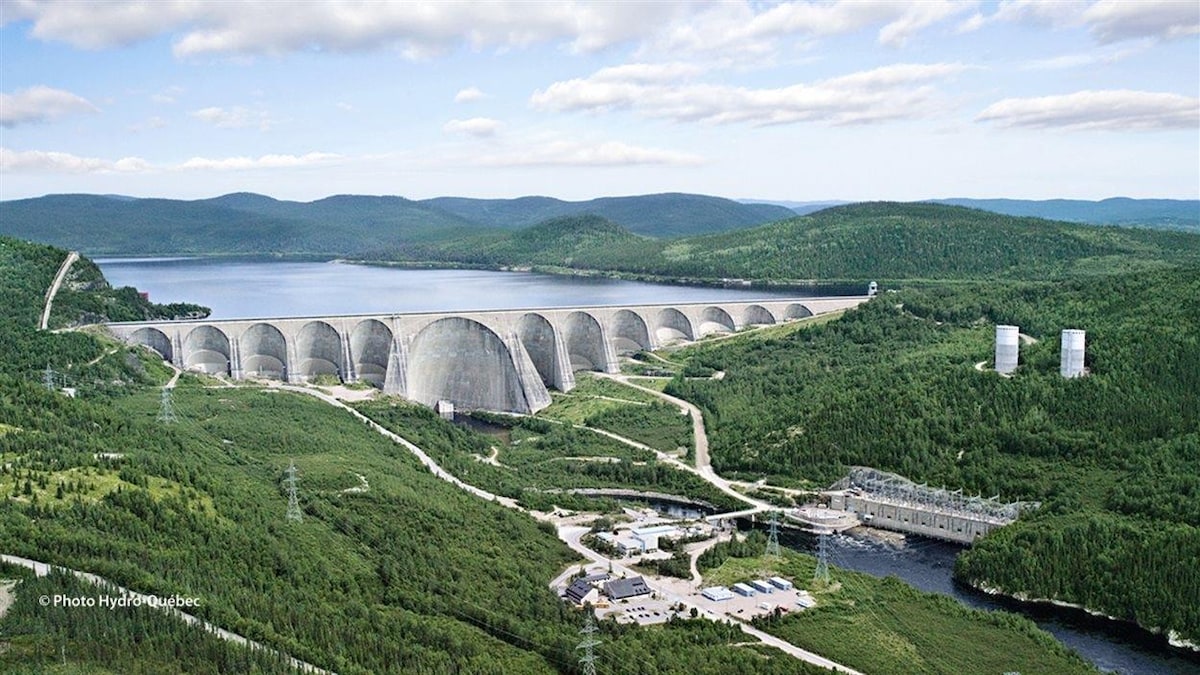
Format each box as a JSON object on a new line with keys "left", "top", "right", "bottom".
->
{"left": 107, "top": 297, "right": 869, "bottom": 414}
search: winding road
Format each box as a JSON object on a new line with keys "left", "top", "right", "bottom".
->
{"left": 39, "top": 251, "right": 78, "bottom": 330}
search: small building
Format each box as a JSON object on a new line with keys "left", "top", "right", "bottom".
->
{"left": 701, "top": 586, "right": 734, "bottom": 602}
{"left": 769, "top": 576, "right": 793, "bottom": 591}
{"left": 731, "top": 582, "right": 757, "bottom": 597}
{"left": 434, "top": 400, "right": 454, "bottom": 420}
{"left": 631, "top": 525, "right": 678, "bottom": 552}
{"left": 604, "top": 576, "right": 651, "bottom": 601}
{"left": 749, "top": 579, "right": 774, "bottom": 594}
{"left": 563, "top": 572, "right": 609, "bottom": 606}
{"left": 596, "top": 532, "right": 640, "bottom": 557}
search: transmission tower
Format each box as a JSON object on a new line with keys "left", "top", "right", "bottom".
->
{"left": 156, "top": 388, "right": 177, "bottom": 423}
{"left": 577, "top": 609, "right": 600, "bottom": 675}
{"left": 43, "top": 364, "right": 56, "bottom": 391}
{"left": 813, "top": 530, "right": 831, "bottom": 584}
{"left": 765, "top": 510, "right": 782, "bottom": 557}
{"left": 285, "top": 460, "right": 303, "bottom": 523}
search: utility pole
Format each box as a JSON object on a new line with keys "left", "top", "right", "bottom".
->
{"left": 285, "top": 460, "right": 303, "bottom": 523}
{"left": 577, "top": 609, "right": 600, "bottom": 675}
{"left": 765, "top": 510, "right": 782, "bottom": 557}
{"left": 156, "top": 388, "right": 177, "bottom": 423}
{"left": 814, "top": 530, "right": 831, "bottom": 584}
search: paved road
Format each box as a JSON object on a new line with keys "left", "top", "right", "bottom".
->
{"left": 0, "top": 554, "right": 334, "bottom": 674}
{"left": 40, "top": 250, "right": 78, "bottom": 330}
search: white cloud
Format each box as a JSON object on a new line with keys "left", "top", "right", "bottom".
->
{"left": 443, "top": 117, "right": 501, "bottom": 137}
{"left": 0, "top": 148, "right": 341, "bottom": 173}
{"left": 973, "top": 0, "right": 1199, "bottom": 43}
{"left": 473, "top": 139, "right": 703, "bottom": 168}
{"left": 151, "top": 85, "right": 184, "bottom": 104}
{"left": 976, "top": 90, "right": 1199, "bottom": 130}
{"left": 177, "top": 152, "right": 342, "bottom": 170}
{"left": 647, "top": 1, "right": 973, "bottom": 58}
{"left": 0, "top": 147, "right": 146, "bottom": 173}
{"left": 7, "top": 1, "right": 977, "bottom": 59}
{"left": 453, "top": 87, "right": 486, "bottom": 103}
{"left": 128, "top": 116, "right": 168, "bottom": 133}
{"left": 191, "top": 105, "right": 274, "bottom": 130}
{"left": 1020, "top": 43, "right": 1146, "bottom": 70}
{"left": 0, "top": 86, "right": 99, "bottom": 127}
{"left": 1082, "top": 0, "right": 1200, "bottom": 43}
{"left": 532, "top": 62, "right": 969, "bottom": 126}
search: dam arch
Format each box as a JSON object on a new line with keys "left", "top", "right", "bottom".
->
{"left": 183, "top": 325, "right": 231, "bottom": 375}
{"left": 784, "top": 303, "right": 814, "bottom": 320}
{"left": 351, "top": 319, "right": 392, "bottom": 387}
{"left": 407, "top": 317, "right": 535, "bottom": 413}
{"left": 654, "top": 307, "right": 694, "bottom": 344}
{"left": 698, "top": 306, "right": 736, "bottom": 336}
{"left": 517, "top": 313, "right": 561, "bottom": 388}
{"left": 130, "top": 327, "right": 172, "bottom": 362}
{"left": 241, "top": 323, "right": 288, "bottom": 380}
{"left": 610, "top": 310, "right": 653, "bottom": 354}
{"left": 296, "top": 320, "right": 343, "bottom": 381}
{"left": 564, "top": 311, "right": 609, "bottom": 372}
{"left": 742, "top": 304, "right": 776, "bottom": 326}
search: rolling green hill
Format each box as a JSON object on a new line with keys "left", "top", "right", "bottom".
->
{"left": 412, "top": 202, "right": 1200, "bottom": 283}
{"left": 423, "top": 192, "right": 797, "bottom": 237}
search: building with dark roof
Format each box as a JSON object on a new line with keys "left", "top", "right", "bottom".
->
{"left": 604, "top": 576, "right": 651, "bottom": 601}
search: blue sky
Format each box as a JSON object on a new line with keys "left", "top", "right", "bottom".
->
{"left": 1, "top": 0, "right": 1197, "bottom": 202}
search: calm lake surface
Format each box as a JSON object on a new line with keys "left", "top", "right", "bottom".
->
{"left": 95, "top": 257, "right": 820, "bottom": 319}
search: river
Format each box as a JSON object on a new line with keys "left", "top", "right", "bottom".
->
{"left": 767, "top": 526, "right": 1200, "bottom": 675}
{"left": 94, "top": 257, "right": 828, "bottom": 319}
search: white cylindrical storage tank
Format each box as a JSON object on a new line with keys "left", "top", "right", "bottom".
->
{"left": 995, "top": 325, "right": 1019, "bottom": 375}
{"left": 1061, "top": 329, "right": 1086, "bottom": 378}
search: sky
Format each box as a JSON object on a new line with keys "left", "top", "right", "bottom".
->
{"left": 1, "top": 0, "right": 1197, "bottom": 203}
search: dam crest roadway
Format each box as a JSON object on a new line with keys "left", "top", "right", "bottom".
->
{"left": 107, "top": 297, "right": 868, "bottom": 414}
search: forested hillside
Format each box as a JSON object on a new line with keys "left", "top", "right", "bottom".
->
{"left": 0, "top": 191, "right": 796, "bottom": 256}
{"left": 664, "top": 266, "right": 1200, "bottom": 643}
{"left": 409, "top": 203, "right": 1198, "bottom": 283}
{"left": 423, "top": 192, "right": 797, "bottom": 237}
{"left": 1, "top": 237, "right": 829, "bottom": 673}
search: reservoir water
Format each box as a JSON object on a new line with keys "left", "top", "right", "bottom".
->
{"left": 95, "top": 257, "right": 819, "bottom": 319}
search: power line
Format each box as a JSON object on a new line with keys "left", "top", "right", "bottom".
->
{"left": 285, "top": 460, "right": 303, "bottom": 523}
{"left": 813, "top": 530, "right": 830, "bottom": 584}
{"left": 577, "top": 607, "right": 600, "bottom": 675}
{"left": 156, "top": 388, "right": 177, "bottom": 423}
{"left": 766, "top": 510, "right": 782, "bottom": 557}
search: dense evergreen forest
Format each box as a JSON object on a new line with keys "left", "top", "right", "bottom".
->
{"left": 665, "top": 265, "right": 1200, "bottom": 643}
{"left": 1, "top": 238, "right": 831, "bottom": 673}
{"left": 406, "top": 203, "right": 1198, "bottom": 283}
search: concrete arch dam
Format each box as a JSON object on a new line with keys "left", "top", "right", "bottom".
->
{"left": 108, "top": 297, "right": 867, "bottom": 414}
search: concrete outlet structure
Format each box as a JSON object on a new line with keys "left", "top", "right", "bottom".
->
{"left": 108, "top": 297, "right": 868, "bottom": 413}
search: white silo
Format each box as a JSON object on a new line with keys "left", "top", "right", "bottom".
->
{"left": 1061, "top": 329, "right": 1086, "bottom": 378}
{"left": 995, "top": 325, "right": 1019, "bottom": 375}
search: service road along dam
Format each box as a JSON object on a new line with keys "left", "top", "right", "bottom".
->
{"left": 108, "top": 297, "right": 867, "bottom": 413}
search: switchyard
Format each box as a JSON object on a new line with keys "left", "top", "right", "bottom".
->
{"left": 827, "top": 467, "right": 1037, "bottom": 544}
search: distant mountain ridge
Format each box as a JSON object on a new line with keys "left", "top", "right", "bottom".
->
{"left": 0, "top": 191, "right": 797, "bottom": 255}
{"left": 422, "top": 192, "right": 797, "bottom": 237}
{"left": 927, "top": 198, "right": 1198, "bottom": 232}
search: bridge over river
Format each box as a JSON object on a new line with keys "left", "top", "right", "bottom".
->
{"left": 108, "top": 297, "right": 868, "bottom": 413}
